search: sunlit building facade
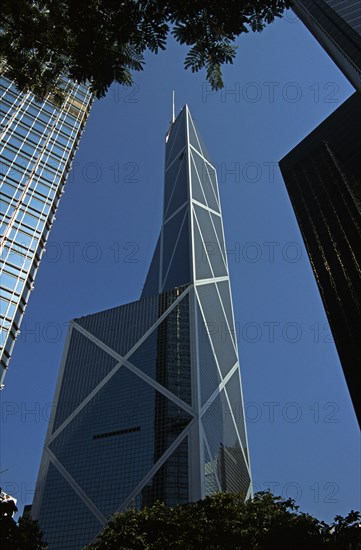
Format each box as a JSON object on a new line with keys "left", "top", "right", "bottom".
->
{"left": 32, "top": 105, "right": 252, "bottom": 549}
{"left": 0, "top": 77, "right": 92, "bottom": 387}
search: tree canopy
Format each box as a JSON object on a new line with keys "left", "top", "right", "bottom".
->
{"left": 85, "top": 492, "right": 361, "bottom": 550}
{"left": 0, "top": 1, "right": 290, "bottom": 100}
{"left": 0, "top": 512, "right": 47, "bottom": 550}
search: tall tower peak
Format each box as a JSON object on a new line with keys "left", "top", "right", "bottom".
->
{"left": 32, "top": 105, "right": 252, "bottom": 550}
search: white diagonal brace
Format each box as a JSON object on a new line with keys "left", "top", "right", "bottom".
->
{"left": 118, "top": 419, "right": 194, "bottom": 511}
{"left": 122, "top": 357, "right": 194, "bottom": 416}
{"left": 222, "top": 378, "right": 252, "bottom": 473}
{"left": 48, "top": 285, "right": 192, "bottom": 444}
{"left": 190, "top": 150, "right": 209, "bottom": 207}
{"left": 193, "top": 285, "right": 225, "bottom": 384}
{"left": 193, "top": 210, "right": 237, "bottom": 351}
{"left": 192, "top": 198, "right": 221, "bottom": 218}
{"left": 189, "top": 143, "right": 216, "bottom": 170}
{"left": 200, "top": 360, "right": 251, "bottom": 475}
{"left": 164, "top": 201, "right": 187, "bottom": 225}
{"left": 164, "top": 153, "right": 186, "bottom": 218}
{"left": 195, "top": 276, "right": 228, "bottom": 286}
{"left": 201, "top": 425, "right": 222, "bottom": 492}
{"left": 200, "top": 361, "right": 239, "bottom": 416}
{"left": 193, "top": 204, "right": 229, "bottom": 284}
{"left": 73, "top": 325, "right": 194, "bottom": 416}
{"left": 161, "top": 206, "right": 188, "bottom": 290}
{"left": 190, "top": 147, "right": 220, "bottom": 213}
{"left": 246, "top": 484, "right": 254, "bottom": 500}
{"left": 47, "top": 447, "right": 107, "bottom": 526}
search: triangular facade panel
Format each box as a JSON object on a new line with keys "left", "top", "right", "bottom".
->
{"left": 162, "top": 206, "right": 187, "bottom": 283}
{"left": 49, "top": 365, "right": 192, "bottom": 518}
{"left": 36, "top": 463, "right": 103, "bottom": 550}
{"left": 210, "top": 213, "right": 226, "bottom": 264}
{"left": 162, "top": 214, "right": 191, "bottom": 292}
{"left": 193, "top": 216, "right": 214, "bottom": 280}
{"left": 217, "top": 388, "right": 250, "bottom": 495}
{"left": 207, "top": 165, "right": 220, "bottom": 205}
{"left": 202, "top": 390, "right": 250, "bottom": 495}
{"left": 188, "top": 114, "right": 203, "bottom": 156}
{"left": 164, "top": 153, "right": 186, "bottom": 217}
{"left": 51, "top": 330, "right": 118, "bottom": 433}
{"left": 196, "top": 301, "right": 222, "bottom": 406}
{"left": 48, "top": 366, "right": 157, "bottom": 516}
{"left": 190, "top": 150, "right": 208, "bottom": 206}
{"left": 201, "top": 392, "right": 224, "bottom": 471}
{"left": 191, "top": 112, "right": 212, "bottom": 164}
{"left": 202, "top": 161, "right": 220, "bottom": 211}
{"left": 75, "top": 296, "right": 159, "bottom": 356}
{"left": 126, "top": 325, "right": 159, "bottom": 380}
{"left": 224, "top": 370, "right": 248, "bottom": 462}
{"left": 128, "top": 290, "right": 192, "bottom": 405}
{"left": 141, "top": 236, "right": 161, "bottom": 298}
{"left": 204, "top": 444, "right": 220, "bottom": 496}
{"left": 216, "top": 280, "right": 236, "bottom": 348}
{"left": 196, "top": 283, "right": 238, "bottom": 378}
{"left": 140, "top": 436, "right": 189, "bottom": 508}
{"left": 187, "top": 111, "right": 212, "bottom": 164}
{"left": 193, "top": 204, "right": 227, "bottom": 278}
{"left": 165, "top": 109, "right": 187, "bottom": 167}
{"left": 191, "top": 149, "right": 219, "bottom": 212}
{"left": 164, "top": 153, "right": 188, "bottom": 219}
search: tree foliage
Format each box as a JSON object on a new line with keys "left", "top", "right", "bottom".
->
{"left": 0, "top": 514, "right": 47, "bottom": 550}
{"left": 0, "top": 1, "right": 290, "bottom": 99}
{"left": 85, "top": 492, "right": 361, "bottom": 550}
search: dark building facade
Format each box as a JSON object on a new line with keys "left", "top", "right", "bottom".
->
{"left": 32, "top": 106, "right": 252, "bottom": 549}
{"left": 292, "top": 0, "right": 361, "bottom": 90}
{"left": 280, "top": 92, "right": 361, "bottom": 427}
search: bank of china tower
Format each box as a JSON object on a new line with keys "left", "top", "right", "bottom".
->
{"left": 33, "top": 106, "right": 252, "bottom": 550}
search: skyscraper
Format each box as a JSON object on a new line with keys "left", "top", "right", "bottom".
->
{"left": 0, "top": 76, "right": 92, "bottom": 387}
{"left": 279, "top": 91, "right": 361, "bottom": 427}
{"left": 279, "top": 1, "right": 361, "bottom": 426}
{"left": 292, "top": 0, "right": 361, "bottom": 90}
{"left": 32, "top": 105, "right": 252, "bottom": 550}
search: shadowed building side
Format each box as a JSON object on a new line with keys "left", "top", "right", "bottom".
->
{"left": 280, "top": 91, "right": 361, "bottom": 427}
{"left": 292, "top": 0, "right": 361, "bottom": 91}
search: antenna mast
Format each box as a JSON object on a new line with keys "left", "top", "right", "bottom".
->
{"left": 172, "top": 91, "right": 175, "bottom": 124}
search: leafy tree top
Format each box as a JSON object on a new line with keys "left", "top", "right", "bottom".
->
{"left": 85, "top": 491, "right": 361, "bottom": 550}
{"left": 0, "top": 0, "right": 291, "bottom": 99}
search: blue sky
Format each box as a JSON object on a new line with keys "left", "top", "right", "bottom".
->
{"left": 1, "top": 10, "right": 360, "bottom": 523}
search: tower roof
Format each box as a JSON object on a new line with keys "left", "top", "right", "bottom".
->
{"left": 142, "top": 105, "right": 227, "bottom": 298}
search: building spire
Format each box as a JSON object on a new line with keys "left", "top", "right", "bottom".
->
{"left": 165, "top": 91, "right": 176, "bottom": 143}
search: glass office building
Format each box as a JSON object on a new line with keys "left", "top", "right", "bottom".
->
{"left": 280, "top": 92, "right": 361, "bottom": 427}
{"left": 292, "top": 0, "right": 361, "bottom": 90}
{"left": 32, "top": 106, "right": 252, "bottom": 550}
{"left": 0, "top": 76, "right": 92, "bottom": 387}
{"left": 280, "top": 1, "right": 361, "bottom": 426}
